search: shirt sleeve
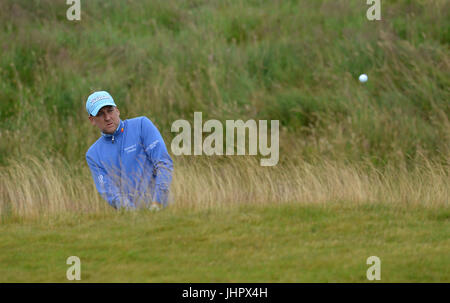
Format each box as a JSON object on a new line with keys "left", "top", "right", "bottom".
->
{"left": 86, "top": 154, "right": 124, "bottom": 209}
{"left": 140, "top": 116, "right": 174, "bottom": 206}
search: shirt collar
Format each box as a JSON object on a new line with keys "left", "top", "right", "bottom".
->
{"left": 101, "top": 120, "right": 123, "bottom": 138}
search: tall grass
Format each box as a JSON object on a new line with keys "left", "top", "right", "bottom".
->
{"left": 0, "top": 0, "right": 448, "bottom": 165}
{"left": 1, "top": 154, "right": 447, "bottom": 221}
{"left": 173, "top": 155, "right": 449, "bottom": 209}
{"left": 0, "top": 0, "right": 448, "bottom": 220}
{"left": 0, "top": 156, "right": 109, "bottom": 221}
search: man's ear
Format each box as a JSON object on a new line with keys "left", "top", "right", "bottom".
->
{"left": 116, "top": 107, "right": 120, "bottom": 117}
{"left": 88, "top": 116, "right": 96, "bottom": 126}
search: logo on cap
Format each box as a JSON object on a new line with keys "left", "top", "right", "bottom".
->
{"left": 86, "top": 91, "right": 116, "bottom": 116}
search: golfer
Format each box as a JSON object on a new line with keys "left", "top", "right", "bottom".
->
{"left": 85, "top": 91, "right": 173, "bottom": 210}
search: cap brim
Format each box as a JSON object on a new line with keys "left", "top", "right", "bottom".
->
{"left": 91, "top": 102, "right": 116, "bottom": 116}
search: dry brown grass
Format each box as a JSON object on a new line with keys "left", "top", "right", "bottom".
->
{"left": 0, "top": 156, "right": 109, "bottom": 221}
{"left": 0, "top": 154, "right": 448, "bottom": 222}
{"left": 172, "top": 155, "right": 449, "bottom": 209}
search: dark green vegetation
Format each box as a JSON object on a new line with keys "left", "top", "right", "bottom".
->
{"left": 0, "top": 0, "right": 448, "bottom": 166}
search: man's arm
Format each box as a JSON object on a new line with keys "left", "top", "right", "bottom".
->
{"left": 86, "top": 154, "right": 124, "bottom": 209}
{"left": 141, "top": 116, "right": 174, "bottom": 207}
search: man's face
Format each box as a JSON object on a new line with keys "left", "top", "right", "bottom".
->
{"left": 89, "top": 106, "right": 121, "bottom": 134}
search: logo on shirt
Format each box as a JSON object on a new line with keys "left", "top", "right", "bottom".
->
{"left": 124, "top": 144, "right": 137, "bottom": 153}
{"left": 146, "top": 140, "right": 159, "bottom": 152}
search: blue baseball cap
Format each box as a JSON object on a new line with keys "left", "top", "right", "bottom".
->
{"left": 86, "top": 91, "right": 117, "bottom": 116}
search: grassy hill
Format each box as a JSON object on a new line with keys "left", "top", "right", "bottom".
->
{"left": 0, "top": 0, "right": 448, "bottom": 282}
{"left": 0, "top": 0, "right": 448, "bottom": 165}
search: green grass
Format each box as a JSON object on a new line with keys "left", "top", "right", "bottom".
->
{"left": 0, "top": 0, "right": 448, "bottom": 284}
{"left": 1, "top": 203, "right": 448, "bottom": 282}
{"left": 0, "top": 0, "right": 448, "bottom": 165}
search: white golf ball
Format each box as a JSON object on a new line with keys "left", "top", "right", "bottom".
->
{"left": 359, "top": 74, "right": 368, "bottom": 83}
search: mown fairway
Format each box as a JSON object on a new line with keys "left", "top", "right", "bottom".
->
{"left": 0, "top": 203, "right": 448, "bottom": 282}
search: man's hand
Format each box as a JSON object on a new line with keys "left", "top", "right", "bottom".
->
{"left": 149, "top": 202, "right": 161, "bottom": 212}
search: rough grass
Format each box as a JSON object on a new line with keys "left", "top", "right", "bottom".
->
{"left": 0, "top": 0, "right": 448, "bottom": 283}
{"left": 0, "top": 0, "right": 448, "bottom": 165}
{"left": 0, "top": 155, "right": 448, "bottom": 220}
